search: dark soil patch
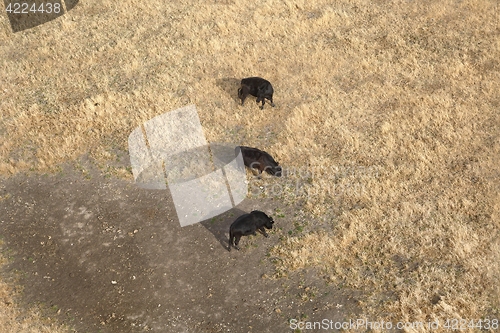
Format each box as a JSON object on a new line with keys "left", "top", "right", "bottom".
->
{"left": 0, "top": 162, "right": 360, "bottom": 332}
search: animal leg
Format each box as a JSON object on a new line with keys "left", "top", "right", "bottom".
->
{"left": 234, "top": 235, "right": 241, "bottom": 250}
{"left": 259, "top": 227, "right": 269, "bottom": 237}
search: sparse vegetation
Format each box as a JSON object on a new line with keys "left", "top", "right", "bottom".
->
{"left": 1, "top": 0, "right": 499, "bottom": 331}
{"left": 0, "top": 246, "right": 71, "bottom": 333}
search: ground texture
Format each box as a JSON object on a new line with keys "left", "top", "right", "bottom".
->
{"left": 1, "top": 0, "right": 499, "bottom": 332}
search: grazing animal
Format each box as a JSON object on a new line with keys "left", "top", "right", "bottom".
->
{"left": 235, "top": 146, "right": 282, "bottom": 177}
{"left": 228, "top": 210, "right": 275, "bottom": 251}
{"left": 238, "top": 77, "right": 275, "bottom": 109}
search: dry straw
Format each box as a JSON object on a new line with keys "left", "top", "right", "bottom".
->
{"left": 1, "top": 0, "right": 499, "bottom": 330}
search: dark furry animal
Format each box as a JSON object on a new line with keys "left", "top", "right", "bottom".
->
{"left": 238, "top": 77, "right": 275, "bottom": 109}
{"left": 228, "top": 210, "right": 275, "bottom": 251}
{"left": 235, "top": 146, "right": 282, "bottom": 177}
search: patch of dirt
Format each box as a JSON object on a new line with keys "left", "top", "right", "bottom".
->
{"left": 0, "top": 162, "right": 360, "bottom": 332}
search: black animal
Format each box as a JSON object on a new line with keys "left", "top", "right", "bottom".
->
{"left": 238, "top": 77, "right": 275, "bottom": 109}
{"left": 228, "top": 210, "right": 275, "bottom": 251}
{"left": 235, "top": 146, "right": 282, "bottom": 177}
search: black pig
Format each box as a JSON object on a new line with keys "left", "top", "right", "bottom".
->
{"left": 238, "top": 77, "right": 275, "bottom": 109}
{"left": 235, "top": 146, "right": 282, "bottom": 177}
{"left": 228, "top": 210, "right": 275, "bottom": 251}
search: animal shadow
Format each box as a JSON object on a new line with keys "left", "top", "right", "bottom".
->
{"left": 216, "top": 77, "right": 241, "bottom": 104}
{"left": 200, "top": 208, "right": 246, "bottom": 250}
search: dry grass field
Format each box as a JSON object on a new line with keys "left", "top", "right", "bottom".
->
{"left": 1, "top": 0, "right": 499, "bottom": 332}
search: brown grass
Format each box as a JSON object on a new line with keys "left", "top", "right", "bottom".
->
{"left": 1, "top": 0, "right": 499, "bottom": 330}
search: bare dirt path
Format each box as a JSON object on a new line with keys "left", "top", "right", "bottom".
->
{"left": 0, "top": 163, "right": 358, "bottom": 332}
